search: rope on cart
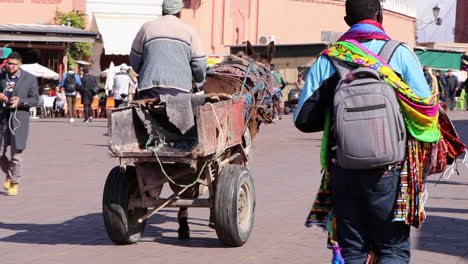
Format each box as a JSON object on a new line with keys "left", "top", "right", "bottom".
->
{"left": 145, "top": 97, "right": 236, "bottom": 188}
{"left": 145, "top": 136, "right": 209, "bottom": 188}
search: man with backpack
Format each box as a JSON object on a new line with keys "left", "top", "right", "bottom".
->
{"left": 78, "top": 67, "right": 98, "bottom": 122}
{"left": 270, "top": 64, "right": 286, "bottom": 120}
{"left": 59, "top": 65, "right": 81, "bottom": 122}
{"left": 294, "top": 1, "right": 432, "bottom": 263}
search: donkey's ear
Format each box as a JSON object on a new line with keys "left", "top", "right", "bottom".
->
{"left": 246, "top": 41, "right": 255, "bottom": 57}
{"left": 264, "top": 41, "right": 276, "bottom": 64}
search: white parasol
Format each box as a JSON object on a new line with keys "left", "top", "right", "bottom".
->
{"left": 104, "top": 61, "right": 116, "bottom": 91}
{"left": 21, "top": 63, "right": 59, "bottom": 80}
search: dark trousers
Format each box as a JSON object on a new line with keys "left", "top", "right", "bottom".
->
{"left": 114, "top": 99, "right": 124, "bottom": 108}
{"left": 444, "top": 89, "right": 456, "bottom": 110}
{"left": 84, "top": 104, "right": 92, "bottom": 119}
{"left": 331, "top": 165, "right": 411, "bottom": 264}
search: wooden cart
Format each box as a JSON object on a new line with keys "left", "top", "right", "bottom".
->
{"left": 102, "top": 97, "right": 255, "bottom": 247}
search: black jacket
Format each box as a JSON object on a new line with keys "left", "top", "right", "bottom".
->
{"left": 79, "top": 74, "right": 98, "bottom": 105}
{"left": 0, "top": 70, "right": 40, "bottom": 150}
{"left": 445, "top": 75, "right": 458, "bottom": 95}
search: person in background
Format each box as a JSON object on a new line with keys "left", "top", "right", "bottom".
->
{"left": 127, "top": 68, "right": 138, "bottom": 102}
{"left": 0, "top": 52, "right": 40, "bottom": 196}
{"left": 423, "top": 66, "right": 433, "bottom": 89}
{"left": 269, "top": 64, "right": 286, "bottom": 120}
{"left": 271, "top": 86, "right": 283, "bottom": 120}
{"left": 54, "top": 87, "right": 67, "bottom": 118}
{"left": 434, "top": 70, "right": 446, "bottom": 101}
{"left": 445, "top": 70, "right": 459, "bottom": 111}
{"left": 295, "top": 74, "right": 305, "bottom": 90}
{"left": 112, "top": 64, "right": 134, "bottom": 107}
{"left": 79, "top": 67, "right": 99, "bottom": 122}
{"left": 59, "top": 65, "right": 81, "bottom": 122}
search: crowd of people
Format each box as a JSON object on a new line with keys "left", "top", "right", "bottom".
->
{"left": 43, "top": 63, "right": 138, "bottom": 123}
{"left": 424, "top": 66, "right": 468, "bottom": 111}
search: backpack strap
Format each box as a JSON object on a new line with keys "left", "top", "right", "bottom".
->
{"left": 378, "top": 40, "right": 402, "bottom": 64}
{"left": 330, "top": 59, "right": 354, "bottom": 79}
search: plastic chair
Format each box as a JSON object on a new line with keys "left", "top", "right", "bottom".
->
{"left": 455, "top": 90, "right": 466, "bottom": 110}
{"left": 29, "top": 107, "right": 39, "bottom": 119}
{"left": 105, "top": 97, "right": 115, "bottom": 109}
{"left": 104, "top": 97, "right": 115, "bottom": 118}
{"left": 91, "top": 97, "right": 99, "bottom": 118}
{"left": 75, "top": 97, "right": 84, "bottom": 118}
{"left": 41, "top": 95, "right": 56, "bottom": 118}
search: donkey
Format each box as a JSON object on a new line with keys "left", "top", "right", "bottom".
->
{"left": 175, "top": 41, "right": 276, "bottom": 239}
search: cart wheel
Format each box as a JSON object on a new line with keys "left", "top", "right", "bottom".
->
{"left": 214, "top": 164, "right": 255, "bottom": 247}
{"left": 283, "top": 106, "right": 291, "bottom": 115}
{"left": 102, "top": 166, "right": 148, "bottom": 245}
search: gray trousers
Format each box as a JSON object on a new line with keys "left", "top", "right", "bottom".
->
{"left": 1, "top": 133, "right": 24, "bottom": 184}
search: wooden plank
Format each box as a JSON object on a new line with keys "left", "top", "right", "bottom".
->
{"left": 196, "top": 98, "right": 245, "bottom": 156}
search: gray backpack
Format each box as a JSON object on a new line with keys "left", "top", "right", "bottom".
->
{"left": 332, "top": 40, "right": 406, "bottom": 169}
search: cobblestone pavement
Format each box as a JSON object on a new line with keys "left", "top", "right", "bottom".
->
{"left": 0, "top": 111, "right": 467, "bottom": 264}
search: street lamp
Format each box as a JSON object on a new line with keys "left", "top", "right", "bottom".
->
{"left": 433, "top": 5, "right": 442, "bottom": 25}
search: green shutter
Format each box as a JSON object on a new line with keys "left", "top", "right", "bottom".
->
{"left": 415, "top": 49, "right": 463, "bottom": 70}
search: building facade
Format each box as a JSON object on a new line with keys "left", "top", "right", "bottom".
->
{"left": 0, "top": 0, "right": 95, "bottom": 86}
{"left": 0, "top": 0, "right": 85, "bottom": 24}
{"left": 455, "top": 0, "right": 467, "bottom": 43}
{"left": 182, "top": 0, "right": 417, "bottom": 55}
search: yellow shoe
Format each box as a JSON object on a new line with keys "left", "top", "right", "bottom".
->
{"left": 3, "top": 177, "right": 11, "bottom": 190}
{"left": 7, "top": 183, "right": 18, "bottom": 196}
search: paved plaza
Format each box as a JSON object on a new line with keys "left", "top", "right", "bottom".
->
{"left": 0, "top": 112, "right": 467, "bottom": 264}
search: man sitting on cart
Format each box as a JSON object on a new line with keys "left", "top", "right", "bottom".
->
{"left": 130, "top": 0, "right": 207, "bottom": 99}
{"left": 129, "top": 0, "right": 208, "bottom": 239}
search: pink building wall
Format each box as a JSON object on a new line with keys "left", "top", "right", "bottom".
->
{"left": 182, "top": 0, "right": 416, "bottom": 54}
{"left": 0, "top": 0, "right": 79, "bottom": 25}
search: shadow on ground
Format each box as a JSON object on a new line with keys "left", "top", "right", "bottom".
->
{"left": 415, "top": 215, "right": 468, "bottom": 260}
{"left": 0, "top": 209, "right": 223, "bottom": 248}
{"left": 425, "top": 180, "right": 468, "bottom": 186}
{"left": 452, "top": 120, "right": 468, "bottom": 148}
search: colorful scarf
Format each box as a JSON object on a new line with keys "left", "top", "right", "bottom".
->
{"left": 338, "top": 20, "right": 390, "bottom": 42}
{"left": 305, "top": 21, "right": 439, "bottom": 264}
{"left": 322, "top": 40, "right": 440, "bottom": 143}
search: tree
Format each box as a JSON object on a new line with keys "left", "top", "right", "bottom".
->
{"left": 54, "top": 10, "right": 93, "bottom": 67}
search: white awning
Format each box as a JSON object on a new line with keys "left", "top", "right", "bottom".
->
{"left": 21, "top": 63, "right": 59, "bottom": 80}
{"left": 93, "top": 14, "right": 159, "bottom": 56}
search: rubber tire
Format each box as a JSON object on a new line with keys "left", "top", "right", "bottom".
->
{"left": 102, "top": 166, "right": 148, "bottom": 245}
{"left": 283, "top": 106, "right": 291, "bottom": 115}
{"left": 214, "top": 164, "right": 255, "bottom": 247}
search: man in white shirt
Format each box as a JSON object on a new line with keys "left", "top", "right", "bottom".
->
{"left": 112, "top": 64, "right": 134, "bottom": 107}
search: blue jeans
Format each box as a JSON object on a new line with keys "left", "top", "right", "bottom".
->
{"left": 331, "top": 165, "right": 411, "bottom": 264}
